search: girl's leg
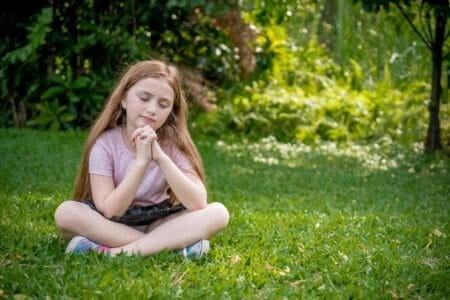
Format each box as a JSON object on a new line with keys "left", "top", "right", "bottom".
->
{"left": 110, "top": 202, "right": 229, "bottom": 256}
{"left": 54, "top": 200, "right": 145, "bottom": 247}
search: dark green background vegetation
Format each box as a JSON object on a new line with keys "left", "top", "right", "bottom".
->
{"left": 1, "top": 0, "right": 449, "bottom": 151}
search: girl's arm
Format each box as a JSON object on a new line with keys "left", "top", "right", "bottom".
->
{"left": 90, "top": 159, "right": 149, "bottom": 218}
{"left": 91, "top": 128, "right": 155, "bottom": 218}
{"left": 153, "top": 142, "right": 207, "bottom": 211}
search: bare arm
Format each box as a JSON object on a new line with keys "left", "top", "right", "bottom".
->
{"left": 155, "top": 147, "right": 207, "bottom": 210}
{"left": 90, "top": 160, "right": 149, "bottom": 218}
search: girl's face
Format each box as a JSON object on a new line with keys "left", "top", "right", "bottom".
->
{"left": 121, "top": 77, "right": 175, "bottom": 132}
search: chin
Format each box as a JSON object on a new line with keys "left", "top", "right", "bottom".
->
{"left": 140, "top": 121, "right": 156, "bottom": 128}
{"left": 149, "top": 123, "right": 160, "bottom": 130}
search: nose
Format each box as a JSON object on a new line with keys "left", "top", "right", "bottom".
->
{"left": 146, "top": 100, "right": 157, "bottom": 114}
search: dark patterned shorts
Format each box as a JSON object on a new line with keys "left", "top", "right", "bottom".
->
{"left": 81, "top": 199, "right": 185, "bottom": 226}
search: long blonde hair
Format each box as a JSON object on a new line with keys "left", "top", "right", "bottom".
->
{"left": 72, "top": 60, "right": 205, "bottom": 201}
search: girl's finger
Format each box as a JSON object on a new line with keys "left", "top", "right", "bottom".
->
{"left": 142, "top": 128, "right": 157, "bottom": 139}
{"left": 138, "top": 132, "right": 153, "bottom": 141}
{"left": 142, "top": 125, "right": 157, "bottom": 137}
{"left": 135, "top": 134, "right": 151, "bottom": 146}
{"left": 130, "top": 127, "right": 145, "bottom": 141}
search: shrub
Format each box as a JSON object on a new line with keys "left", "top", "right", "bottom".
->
{"left": 192, "top": 27, "right": 430, "bottom": 146}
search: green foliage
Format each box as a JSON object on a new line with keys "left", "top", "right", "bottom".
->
{"left": 166, "top": 0, "right": 234, "bottom": 15}
{"left": 29, "top": 65, "right": 109, "bottom": 130}
{"left": 0, "top": 1, "right": 240, "bottom": 129}
{"left": 2, "top": 8, "right": 52, "bottom": 64}
{"left": 0, "top": 1, "right": 443, "bottom": 149}
{"left": 0, "top": 7, "right": 54, "bottom": 127}
{"left": 356, "top": 0, "right": 450, "bottom": 13}
{"left": 192, "top": 0, "right": 445, "bottom": 148}
{"left": 193, "top": 26, "right": 431, "bottom": 146}
{"left": 352, "top": 0, "right": 449, "bottom": 152}
{"left": 0, "top": 129, "right": 449, "bottom": 298}
{"left": 27, "top": 101, "right": 75, "bottom": 131}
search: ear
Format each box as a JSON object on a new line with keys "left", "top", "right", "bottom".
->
{"left": 121, "top": 98, "right": 127, "bottom": 110}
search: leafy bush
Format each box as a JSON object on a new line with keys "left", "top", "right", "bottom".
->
{"left": 1, "top": 1, "right": 438, "bottom": 149}
{"left": 0, "top": 7, "right": 53, "bottom": 128}
{"left": 194, "top": 82, "right": 429, "bottom": 145}
{"left": 0, "top": 2, "right": 239, "bottom": 130}
{"left": 192, "top": 24, "right": 430, "bottom": 146}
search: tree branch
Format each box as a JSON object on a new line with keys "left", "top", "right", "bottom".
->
{"left": 425, "top": 6, "right": 434, "bottom": 44}
{"left": 394, "top": 2, "right": 433, "bottom": 50}
{"left": 418, "top": 1, "right": 434, "bottom": 44}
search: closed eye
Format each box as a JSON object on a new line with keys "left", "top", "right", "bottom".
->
{"left": 159, "top": 100, "right": 171, "bottom": 108}
{"left": 138, "top": 91, "right": 152, "bottom": 101}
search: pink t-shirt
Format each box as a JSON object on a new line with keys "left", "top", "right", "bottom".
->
{"left": 89, "top": 127, "right": 194, "bottom": 206}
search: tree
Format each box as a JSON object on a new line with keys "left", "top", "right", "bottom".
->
{"left": 0, "top": 1, "right": 249, "bottom": 129}
{"left": 355, "top": 0, "right": 449, "bottom": 153}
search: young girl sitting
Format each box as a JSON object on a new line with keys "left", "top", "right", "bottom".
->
{"left": 54, "top": 60, "right": 229, "bottom": 258}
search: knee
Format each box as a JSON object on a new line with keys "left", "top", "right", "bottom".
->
{"left": 54, "top": 200, "right": 84, "bottom": 230}
{"left": 207, "top": 202, "right": 230, "bottom": 231}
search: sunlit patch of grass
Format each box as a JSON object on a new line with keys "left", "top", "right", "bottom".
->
{"left": 214, "top": 135, "right": 449, "bottom": 174}
{"left": 0, "top": 129, "right": 449, "bottom": 298}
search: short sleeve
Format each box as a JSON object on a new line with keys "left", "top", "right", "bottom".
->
{"left": 167, "top": 145, "right": 195, "bottom": 172}
{"left": 89, "top": 139, "right": 113, "bottom": 177}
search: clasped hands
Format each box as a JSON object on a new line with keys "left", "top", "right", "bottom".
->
{"left": 130, "top": 125, "right": 164, "bottom": 163}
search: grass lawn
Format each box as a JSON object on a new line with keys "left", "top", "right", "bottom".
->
{"left": 0, "top": 129, "right": 448, "bottom": 299}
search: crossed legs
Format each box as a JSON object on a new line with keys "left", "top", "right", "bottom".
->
{"left": 54, "top": 201, "right": 229, "bottom": 256}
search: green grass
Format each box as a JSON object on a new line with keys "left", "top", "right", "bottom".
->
{"left": 0, "top": 129, "right": 449, "bottom": 299}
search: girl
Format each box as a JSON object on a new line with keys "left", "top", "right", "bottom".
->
{"left": 54, "top": 60, "right": 229, "bottom": 258}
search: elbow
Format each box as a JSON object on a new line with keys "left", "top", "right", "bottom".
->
{"left": 100, "top": 204, "right": 125, "bottom": 219}
{"left": 190, "top": 201, "right": 207, "bottom": 211}
{"left": 185, "top": 191, "right": 208, "bottom": 211}
{"left": 95, "top": 202, "right": 117, "bottom": 219}
{"left": 99, "top": 208, "right": 114, "bottom": 219}
{"left": 187, "top": 203, "right": 207, "bottom": 211}
{"left": 102, "top": 211, "right": 115, "bottom": 219}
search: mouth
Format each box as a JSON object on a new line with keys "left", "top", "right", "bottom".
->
{"left": 141, "top": 116, "right": 156, "bottom": 124}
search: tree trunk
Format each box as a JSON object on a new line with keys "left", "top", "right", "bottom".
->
{"left": 425, "top": 9, "right": 446, "bottom": 153}
{"left": 214, "top": 8, "right": 257, "bottom": 78}
{"left": 9, "top": 95, "right": 26, "bottom": 128}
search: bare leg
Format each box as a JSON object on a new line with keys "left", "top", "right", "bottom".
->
{"left": 109, "top": 202, "right": 229, "bottom": 256}
{"left": 55, "top": 201, "right": 229, "bottom": 256}
{"left": 54, "top": 200, "right": 145, "bottom": 247}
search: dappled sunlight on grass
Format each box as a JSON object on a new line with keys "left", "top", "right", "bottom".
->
{"left": 214, "top": 135, "right": 449, "bottom": 174}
